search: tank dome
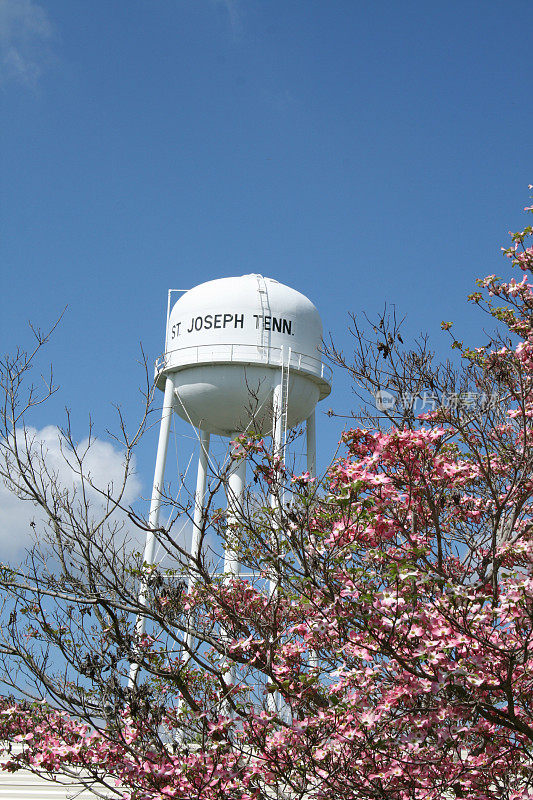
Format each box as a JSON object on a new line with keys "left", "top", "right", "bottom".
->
{"left": 156, "top": 274, "right": 331, "bottom": 436}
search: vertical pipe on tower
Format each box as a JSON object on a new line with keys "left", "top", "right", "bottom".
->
{"left": 129, "top": 374, "right": 175, "bottom": 687}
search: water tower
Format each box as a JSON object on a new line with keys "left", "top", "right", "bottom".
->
{"left": 133, "top": 275, "right": 331, "bottom": 672}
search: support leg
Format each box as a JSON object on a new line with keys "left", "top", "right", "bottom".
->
{"left": 176, "top": 431, "right": 211, "bottom": 732}
{"left": 306, "top": 413, "right": 319, "bottom": 674}
{"left": 269, "top": 375, "right": 287, "bottom": 587}
{"left": 306, "top": 410, "right": 316, "bottom": 478}
{"left": 268, "top": 370, "right": 288, "bottom": 715}
{"left": 271, "top": 372, "right": 287, "bottom": 469}
{"left": 189, "top": 430, "right": 210, "bottom": 592}
{"left": 129, "top": 375, "right": 175, "bottom": 687}
{"left": 224, "top": 436, "right": 246, "bottom": 578}
{"left": 221, "top": 435, "right": 246, "bottom": 701}
{"left": 184, "top": 430, "right": 210, "bottom": 658}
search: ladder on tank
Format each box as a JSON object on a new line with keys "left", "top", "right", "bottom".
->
{"left": 256, "top": 275, "right": 271, "bottom": 357}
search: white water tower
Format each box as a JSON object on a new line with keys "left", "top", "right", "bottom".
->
{"left": 133, "top": 274, "right": 331, "bottom": 674}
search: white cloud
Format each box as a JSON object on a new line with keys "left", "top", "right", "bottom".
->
{"left": 0, "top": 0, "right": 55, "bottom": 87}
{"left": 0, "top": 426, "right": 142, "bottom": 560}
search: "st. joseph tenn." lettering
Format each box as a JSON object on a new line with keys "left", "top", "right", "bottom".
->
{"left": 170, "top": 313, "right": 293, "bottom": 339}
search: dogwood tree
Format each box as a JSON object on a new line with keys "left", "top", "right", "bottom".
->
{"left": 0, "top": 201, "right": 533, "bottom": 799}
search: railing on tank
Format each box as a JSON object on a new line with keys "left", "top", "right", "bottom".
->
{"left": 154, "top": 343, "right": 333, "bottom": 383}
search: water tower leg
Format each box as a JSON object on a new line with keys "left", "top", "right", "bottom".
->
{"left": 270, "top": 378, "right": 287, "bottom": 512}
{"left": 183, "top": 429, "right": 210, "bottom": 661}
{"left": 222, "top": 435, "right": 246, "bottom": 703}
{"left": 224, "top": 437, "right": 246, "bottom": 578}
{"left": 272, "top": 383, "right": 284, "bottom": 458}
{"left": 269, "top": 378, "right": 287, "bottom": 570}
{"left": 306, "top": 412, "right": 319, "bottom": 673}
{"left": 306, "top": 410, "right": 316, "bottom": 477}
{"left": 189, "top": 430, "right": 210, "bottom": 592}
{"left": 129, "top": 374, "right": 175, "bottom": 688}
{"left": 268, "top": 377, "right": 288, "bottom": 716}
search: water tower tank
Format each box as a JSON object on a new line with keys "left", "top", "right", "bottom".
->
{"left": 156, "top": 274, "right": 331, "bottom": 436}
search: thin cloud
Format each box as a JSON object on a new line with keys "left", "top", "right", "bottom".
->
{"left": 213, "top": 0, "right": 242, "bottom": 39}
{"left": 0, "top": 0, "right": 55, "bottom": 87}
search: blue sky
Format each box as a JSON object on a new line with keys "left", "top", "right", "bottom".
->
{"left": 1, "top": 0, "right": 532, "bottom": 551}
